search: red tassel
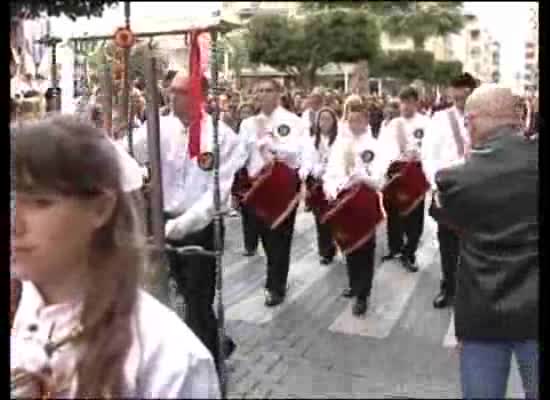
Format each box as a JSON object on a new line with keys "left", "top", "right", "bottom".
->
{"left": 188, "top": 30, "right": 204, "bottom": 159}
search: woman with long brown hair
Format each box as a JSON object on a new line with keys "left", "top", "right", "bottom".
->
{"left": 11, "top": 115, "right": 219, "bottom": 398}
{"left": 299, "top": 107, "right": 339, "bottom": 265}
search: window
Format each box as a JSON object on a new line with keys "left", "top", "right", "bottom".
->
{"left": 470, "top": 47, "right": 481, "bottom": 58}
{"left": 525, "top": 51, "right": 535, "bottom": 60}
{"left": 474, "top": 63, "right": 481, "bottom": 74}
{"left": 470, "top": 30, "right": 481, "bottom": 40}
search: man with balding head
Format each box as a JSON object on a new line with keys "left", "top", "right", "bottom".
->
{"left": 133, "top": 71, "right": 244, "bottom": 370}
{"left": 434, "top": 85, "right": 538, "bottom": 399}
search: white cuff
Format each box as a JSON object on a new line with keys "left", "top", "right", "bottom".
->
{"left": 165, "top": 213, "right": 195, "bottom": 240}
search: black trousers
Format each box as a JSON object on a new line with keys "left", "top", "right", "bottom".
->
{"left": 255, "top": 207, "right": 298, "bottom": 297}
{"left": 345, "top": 237, "right": 376, "bottom": 300}
{"left": 241, "top": 204, "right": 260, "bottom": 253}
{"left": 165, "top": 221, "right": 224, "bottom": 366}
{"left": 384, "top": 198, "right": 425, "bottom": 260}
{"left": 313, "top": 210, "right": 336, "bottom": 260}
{"left": 437, "top": 222, "right": 460, "bottom": 296}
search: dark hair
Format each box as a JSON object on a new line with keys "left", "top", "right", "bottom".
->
{"left": 399, "top": 87, "right": 419, "bottom": 102}
{"left": 14, "top": 115, "right": 144, "bottom": 397}
{"left": 450, "top": 72, "right": 479, "bottom": 90}
{"left": 312, "top": 107, "right": 339, "bottom": 149}
{"left": 164, "top": 70, "right": 178, "bottom": 83}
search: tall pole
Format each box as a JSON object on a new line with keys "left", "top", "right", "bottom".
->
{"left": 210, "top": 30, "right": 227, "bottom": 398}
{"left": 123, "top": 1, "right": 134, "bottom": 156}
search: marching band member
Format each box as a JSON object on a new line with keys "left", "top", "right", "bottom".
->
{"left": 133, "top": 72, "right": 243, "bottom": 369}
{"left": 301, "top": 88, "right": 324, "bottom": 133}
{"left": 378, "top": 87, "right": 431, "bottom": 273}
{"left": 324, "top": 104, "right": 391, "bottom": 316}
{"left": 239, "top": 78, "right": 307, "bottom": 307}
{"left": 11, "top": 115, "right": 220, "bottom": 398}
{"left": 423, "top": 73, "right": 478, "bottom": 309}
{"left": 233, "top": 102, "right": 260, "bottom": 257}
{"left": 299, "top": 107, "right": 339, "bottom": 265}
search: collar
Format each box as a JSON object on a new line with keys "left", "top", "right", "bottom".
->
{"left": 472, "top": 125, "right": 519, "bottom": 150}
{"left": 17, "top": 281, "right": 83, "bottom": 331}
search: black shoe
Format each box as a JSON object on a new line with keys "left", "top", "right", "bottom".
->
{"left": 265, "top": 290, "right": 285, "bottom": 307}
{"left": 381, "top": 252, "right": 400, "bottom": 262}
{"left": 320, "top": 257, "right": 333, "bottom": 265}
{"left": 433, "top": 291, "right": 454, "bottom": 309}
{"left": 352, "top": 298, "right": 368, "bottom": 316}
{"left": 223, "top": 336, "right": 237, "bottom": 360}
{"left": 400, "top": 255, "right": 419, "bottom": 273}
{"left": 243, "top": 250, "right": 257, "bottom": 257}
{"left": 341, "top": 288, "right": 354, "bottom": 298}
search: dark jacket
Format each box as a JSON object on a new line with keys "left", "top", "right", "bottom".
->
{"left": 436, "top": 126, "right": 538, "bottom": 340}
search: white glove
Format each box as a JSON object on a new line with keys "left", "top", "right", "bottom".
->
{"left": 311, "top": 164, "right": 325, "bottom": 179}
{"left": 165, "top": 213, "right": 194, "bottom": 241}
{"left": 298, "top": 168, "right": 309, "bottom": 181}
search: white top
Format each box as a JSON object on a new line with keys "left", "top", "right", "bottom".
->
{"left": 239, "top": 106, "right": 308, "bottom": 177}
{"left": 422, "top": 106, "right": 470, "bottom": 189}
{"left": 133, "top": 113, "right": 245, "bottom": 239}
{"left": 109, "top": 138, "right": 147, "bottom": 193}
{"left": 299, "top": 133, "right": 335, "bottom": 181}
{"left": 11, "top": 281, "right": 220, "bottom": 399}
{"left": 376, "top": 112, "right": 431, "bottom": 166}
{"left": 301, "top": 108, "right": 318, "bottom": 132}
{"left": 323, "top": 129, "right": 391, "bottom": 200}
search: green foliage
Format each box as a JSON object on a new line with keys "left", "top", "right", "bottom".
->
{"left": 433, "top": 60, "right": 463, "bottom": 85}
{"left": 245, "top": 10, "right": 381, "bottom": 89}
{"left": 370, "top": 50, "right": 435, "bottom": 82}
{"left": 301, "top": 1, "right": 466, "bottom": 51}
{"left": 87, "top": 41, "right": 167, "bottom": 82}
{"left": 382, "top": 2, "right": 465, "bottom": 49}
{"left": 11, "top": 0, "right": 119, "bottom": 21}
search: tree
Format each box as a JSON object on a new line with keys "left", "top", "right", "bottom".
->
{"left": 223, "top": 33, "right": 252, "bottom": 89}
{"left": 433, "top": 60, "right": 463, "bottom": 85}
{"left": 370, "top": 50, "right": 435, "bottom": 82}
{"left": 382, "top": 2, "right": 465, "bottom": 50}
{"left": 87, "top": 40, "right": 167, "bottom": 85}
{"left": 301, "top": 1, "right": 466, "bottom": 51}
{"left": 245, "top": 10, "right": 381, "bottom": 90}
{"left": 11, "top": 0, "right": 119, "bottom": 21}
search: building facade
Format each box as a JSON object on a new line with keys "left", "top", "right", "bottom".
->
{"left": 523, "top": 4, "right": 538, "bottom": 93}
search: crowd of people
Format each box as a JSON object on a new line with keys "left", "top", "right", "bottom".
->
{"left": 11, "top": 66, "right": 538, "bottom": 399}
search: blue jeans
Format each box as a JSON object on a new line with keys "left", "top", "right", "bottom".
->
{"left": 460, "top": 340, "right": 539, "bottom": 399}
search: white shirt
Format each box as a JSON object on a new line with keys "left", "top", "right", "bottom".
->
{"left": 239, "top": 106, "right": 307, "bottom": 177}
{"left": 323, "top": 129, "right": 391, "bottom": 200}
{"left": 299, "top": 134, "right": 335, "bottom": 181}
{"left": 376, "top": 112, "right": 432, "bottom": 167}
{"left": 133, "top": 113, "right": 244, "bottom": 239}
{"left": 301, "top": 108, "right": 318, "bottom": 132}
{"left": 11, "top": 281, "right": 220, "bottom": 399}
{"left": 109, "top": 138, "right": 147, "bottom": 193}
{"left": 422, "top": 106, "right": 470, "bottom": 189}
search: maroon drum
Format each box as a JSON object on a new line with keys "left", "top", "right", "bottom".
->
{"left": 321, "top": 183, "right": 385, "bottom": 255}
{"left": 242, "top": 161, "right": 301, "bottom": 229}
{"left": 304, "top": 176, "right": 330, "bottom": 217}
{"left": 382, "top": 160, "right": 430, "bottom": 216}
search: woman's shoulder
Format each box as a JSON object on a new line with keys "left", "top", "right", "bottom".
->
{"left": 130, "top": 290, "right": 219, "bottom": 397}
{"left": 135, "top": 290, "right": 213, "bottom": 361}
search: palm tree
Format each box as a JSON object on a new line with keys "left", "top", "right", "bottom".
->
{"left": 301, "top": 1, "right": 466, "bottom": 51}
{"left": 379, "top": 2, "right": 465, "bottom": 50}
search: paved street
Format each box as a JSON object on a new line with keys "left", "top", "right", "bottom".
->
{"left": 219, "top": 205, "right": 525, "bottom": 399}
